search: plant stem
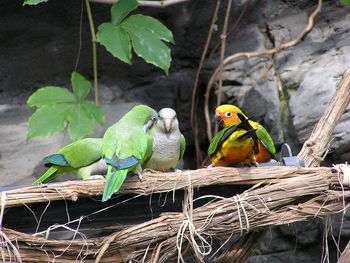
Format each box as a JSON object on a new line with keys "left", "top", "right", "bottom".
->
{"left": 85, "top": 0, "right": 99, "bottom": 105}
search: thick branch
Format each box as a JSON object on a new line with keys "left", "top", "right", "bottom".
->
{"left": 298, "top": 70, "right": 350, "bottom": 167}
{"left": 2, "top": 166, "right": 349, "bottom": 262}
{"left": 1, "top": 166, "right": 336, "bottom": 208}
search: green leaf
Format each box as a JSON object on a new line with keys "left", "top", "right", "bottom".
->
{"left": 111, "top": 0, "right": 139, "bottom": 25}
{"left": 124, "top": 15, "right": 174, "bottom": 44}
{"left": 97, "top": 23, "right": 132, "bottom": 64}
{"left": 23, "top": 0, "right": 48, "bottom": 5}
{"left": 27, "top": 104, "right": 73, "bottom": 140}
{"left": 71, "top": 72, "right": 91, "bottom": 102}
{"left": 341, "top": 0, "right": 350, "bottom": 7}
{"left": 27, "top": 86, "right": 75, "bottom": 107}
{"left": 68, "top": 105, "right": 95, "bottom": 141}
{"left": 122, "top": 23, "right": 171, "bottom": 74}
{"left": 83, "top": 101, "right": 105, "bottom": 125}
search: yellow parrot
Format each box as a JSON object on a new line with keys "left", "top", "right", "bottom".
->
{"left": 214, "top": 104, "right": 276, "bottom": 163}
{"left": 208, "top": 113, "right": 259, "bottom": 167}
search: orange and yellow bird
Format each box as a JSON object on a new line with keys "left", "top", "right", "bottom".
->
{"left": 214, "top": 104, "right": 276, "bottom": 163}
{"left": 208, "top": 113, "right": 259, "bottom": 167}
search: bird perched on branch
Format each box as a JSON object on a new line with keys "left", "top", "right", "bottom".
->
{"left": 208, "top": 113, "right": 259, "bottom": 167}
{"left": 214, "top": 104, "right": 276, "bottom": 163}
{"left": 102, "top": 105, "right": 157, "bottom": 201}
{"left": 144, "top": 108, "right": 186, "bottom": 171}
{"left": 32, "top": 138, "right": 106, "bottom": 185}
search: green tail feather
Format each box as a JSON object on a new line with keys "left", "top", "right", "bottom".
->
{"left": 32, "top": 166, "right": 58, "bottom": 185}
{"left": 102, "top": 169, "right": 128, "bottom": 202}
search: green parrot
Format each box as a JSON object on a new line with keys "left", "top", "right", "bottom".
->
{"left": 32, "top": 138, "right": 106, "bottom": 185}
{"left": 102, "top": 105, "right": 158, "bottom": 201}
{"left": 143, "top": 108, "right": 186, "bottom": 171}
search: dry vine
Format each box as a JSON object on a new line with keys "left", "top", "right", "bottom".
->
{"left": 190, "top": 0, "right": 221, "bottom": 166}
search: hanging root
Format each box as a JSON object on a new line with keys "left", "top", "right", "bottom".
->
{"left": 0, "top": 192, "right": 22, "bottom": 263}
{"left": 176, "top": 174, "right": 212, "bottom": 262}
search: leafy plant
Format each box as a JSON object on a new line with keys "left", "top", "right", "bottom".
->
{"left": 96, "top": 0, "right": 174, "bottom": 74}
{"left": 23, "top": 0, "right": 48, "bottom": 5}
{"left": 24, "top": 0, "right": 174, "bottom": 142}
{"left": 340, "top": 0, "right": 350, "bottom": 7}
{"left": 27, "top": 72, "right": 105, "bottom": 141}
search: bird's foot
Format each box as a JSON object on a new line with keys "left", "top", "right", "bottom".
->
{"left": 137, "top": 172, "right": 143, "bottom": 181}
{"left": 207, "top": 163, "right": 216, "bottom": 168}
{"left": 89, "top": 175, "right": 105, "bottom": 180}
{"left": 251, "top": 161, "right": 259, "bottom": 167}
{"left": 268, "top": 159, "right": 278, "bottom": 163}
{"left": 143, "top": 168, "right": 158, "bottom": 173}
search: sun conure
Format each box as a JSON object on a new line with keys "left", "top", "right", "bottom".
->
{"left": 214, "top": 104, "right": 276, "bottom": 163}
{"left": 208, "top": 113, "right": 259, "bottom": 167}
{"left": 32, "top": 138, "right": 106, "bottom": 185}
{"left": 101, "top": 105, "right": 158, "bottom": 201}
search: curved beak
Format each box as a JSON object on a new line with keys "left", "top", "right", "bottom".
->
{"left": 164, "top": 119, "right": 172, "bottom": 132}
{"left": 214, "top": 113, "right": 222, "bottom": 124}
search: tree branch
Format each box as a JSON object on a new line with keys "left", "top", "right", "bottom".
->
{"left": 297, "top": 70, "right": 350, "bottom": 167}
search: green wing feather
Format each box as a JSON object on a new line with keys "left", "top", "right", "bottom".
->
{"left": 33, "top": 138, "right": 103, "bottom": 185}
{"left": 101, "top": 105, "right": 157, "bottom": 201}
{"left": 179, "top": 134, "right": 186, "bottom": 160}
{"left": 59, "top": 138, "right": 103, "bottom": 168}
{"left": 256, "top": 125, "right": 276, "bottom": 155}
{"left": 208, "top": 124, "right": 240, "bottom": 156}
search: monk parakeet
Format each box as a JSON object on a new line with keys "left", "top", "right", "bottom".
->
{"left": 32, "top": 138, "right": 106, "bottom": 185}
{"left": 214, "top": 104, "right": 276, "bottom": 163}
{"left": 208, "top": 113, "right": 259, "bottom": 167}
{"left": 102, "top": 105, "right": 157, "bottom": 201}
{"left": 143, "top": 108, "right": 186, "bottom": 171}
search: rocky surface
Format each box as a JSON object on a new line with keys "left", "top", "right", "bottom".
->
{"left": 1, "top": 0, "right": 350, "bottom": 262}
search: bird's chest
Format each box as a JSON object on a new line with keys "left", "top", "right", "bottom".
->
{"left": 146, "top": 133, "right": 181, "bottom": 170}
{"left": 153, "top": 133, "right": 181, "bottom": 160}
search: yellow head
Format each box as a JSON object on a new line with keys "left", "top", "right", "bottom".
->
{"left": 214, "top": 104, "right": 247, "bottom": 128}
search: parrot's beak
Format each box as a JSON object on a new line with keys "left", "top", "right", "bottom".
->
{"left": 214, "top": 113, "right": 222, "bottom": 124}
{"left": 164, "top": 119, "right": 172, "bottom": 132}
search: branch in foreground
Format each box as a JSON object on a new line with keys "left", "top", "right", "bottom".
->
{"left": 297, "top": 70, "right": 350, "bottom": 167}
{"left": 1, "top": 165, "right": 350, "bottom": 262}
{"left": 0, "top": 166, "right": 336, "bottom": 208}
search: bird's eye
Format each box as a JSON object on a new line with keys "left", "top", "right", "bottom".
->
{"left": 225, "top": 112, "right": 232, "bottom": 117}
{"left": 152, "top": 116, "right": 157, "bottom": 122}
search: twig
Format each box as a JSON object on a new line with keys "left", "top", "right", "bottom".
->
{"left": 214, "top": 0, "right": 233, "bottom": 136}
{"left": 208, "top": 0, "right": 252, "bottom": 59}
{"left": 298, "top": 70, "right": 350, "bottom": 167}
{"left": 89, "top": 0, "right": 190, "bottom": 7}
{"left": 204, "top": 0, "right": 323, "bottom": 141}
{"left": 191, "top": 0, "right": 221, "bottom": 166}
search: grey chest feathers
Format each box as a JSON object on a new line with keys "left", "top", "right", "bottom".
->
{"left": 144, "top": 108, "right": 183, "bottom": 171}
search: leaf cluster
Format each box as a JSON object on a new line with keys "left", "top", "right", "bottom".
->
{"left": 27, "top": 72, "right": 105, "bottom": 141}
